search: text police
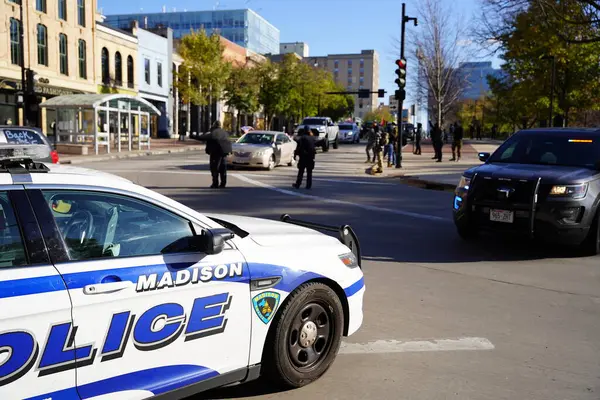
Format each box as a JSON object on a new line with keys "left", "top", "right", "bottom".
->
{"left": 0, "top": 293, "right": 232, "bottom": 387}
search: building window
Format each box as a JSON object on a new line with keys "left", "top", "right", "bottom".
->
{"left": 157, "top": 62, "right": 163, "bottom": 87}
{"left": 78, "top": 0, "right": 85, "bottom": 27}
{"left": 145, "top": 59, "right": 151, "bottom": 84}
{"left": 58, "top": 0, "right": 67, "bottom": 20}
{"left": 348, "top": 68, "right": 352, "bottom": 75}
{"left": 360, "top": 58, "right": 364, "bottom": 67}
{"left": 115, "top": 52, "right": 122, "bottom": 86}
{"left": 334, "top": 60, "right": 339, "bottom": 68}
{"left": 78, "top": 40, "right": 87, "bottom": 79}
{"left": 360, "top": 77, "right": 364, "bottom": 84}
{"left": 10, "top": 18, "right": 20, "bottom": 66}
{"left": 360, "top": 67, "right": 365, "bottom": 74}
{"left": 127, "top": 56, "right": 134, "bottom": 88}
{"left": 348, "top": 60, "right": 353, "bottom": 67}
{"left": 36, "top": 0, "right": 46, "bottom": 13}
{"left": 37, "top": 24, "right": 48, "bottom": 66}
{"left": 59, "top": 34, "right": 68, "bottom": 75}
{"left": 101, "top": 47, "right": 109, "bottom": 84}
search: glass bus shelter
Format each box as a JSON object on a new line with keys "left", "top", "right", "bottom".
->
{"left": 40, "top": 94, "right": 161, "bottom": 155}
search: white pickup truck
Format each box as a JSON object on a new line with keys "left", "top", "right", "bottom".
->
{"left": 295, "top": 117, "right": 340, "bottom": 152}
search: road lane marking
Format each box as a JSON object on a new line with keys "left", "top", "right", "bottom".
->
{"left": 233, "top": 174, "right": 450, "bottom": 222}
{"left": 339, "top": 337, "right": 495, "bottom": 355}
{"left": 239, "top": 173, "right": 395, "bottom": 186}
{"left": 102, "top": 170, "right": 450, "bottom": 222}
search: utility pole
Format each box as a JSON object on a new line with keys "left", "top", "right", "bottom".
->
{"left": 541, "top": 54, "right": 556, "bottom": 127}
{"left": 395, "top": 3, "right": 418, "bottom": 168}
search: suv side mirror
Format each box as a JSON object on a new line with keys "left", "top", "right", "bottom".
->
{"left": 479, "top": 152, "right": 491, "bottom": 162}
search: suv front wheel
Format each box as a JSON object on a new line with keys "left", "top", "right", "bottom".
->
{"left": 581, "top": 209, "right": 600, "bottom": 256}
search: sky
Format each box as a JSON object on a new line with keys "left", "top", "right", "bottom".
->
{"left": 98, "top": 0, "right": 502, "bottom": 107}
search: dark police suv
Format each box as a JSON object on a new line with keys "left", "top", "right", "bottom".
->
{"left": 453, "top": 128, "right": 600, "bottom": 255}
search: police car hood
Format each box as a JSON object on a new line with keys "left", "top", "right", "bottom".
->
{"left": 467, "top": 163, "right": 600, "bottom": 183}
{"left": 206, "top": 214, "right": 341, "bottom": 247}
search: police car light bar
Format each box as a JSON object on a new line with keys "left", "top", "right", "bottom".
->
{"left": 0, "top": 144, "right": 51, "bottom": 162}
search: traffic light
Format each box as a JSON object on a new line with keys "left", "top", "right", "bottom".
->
{"left": 395, "top": 89, "right": 406, "bottom": 102}
{"left": 358, "top": 89, "right": 370, "bottom": 99}
{"left": 394, "top": 58, "right": 407, "bottom": 88}
{"left": 25, "top": 69, "right": 37, "bottom": 95}
{"left": 378, "top": 89, "right": 385, "bottom": 98}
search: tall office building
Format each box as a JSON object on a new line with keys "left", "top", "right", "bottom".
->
{"left": 104, "top": 9, "right": 280, "bottom": 55}
{"left": 306, "top": 50, "right": 379, "bottom": 119}
{"left": 456, "top": 62, "right": 504, "bottom": 100}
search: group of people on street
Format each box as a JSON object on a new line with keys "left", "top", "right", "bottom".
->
{"left": 428, "top": 120, "right": 464, "bottom": 162}
{"left": 364, "top": 122, "right": 401, "bottom": 173}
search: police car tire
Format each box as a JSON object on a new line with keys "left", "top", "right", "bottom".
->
{"left": 456, "top": 224, "right": 478, "bottom": 240}
{"left": 581, "top": 209, "right": 600, "bottom": 256}
{"left": 262, "top": 282, "right": 344, "bottom": 389}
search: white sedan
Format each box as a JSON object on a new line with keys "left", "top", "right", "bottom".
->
{"left": 0, "top": 143, "right": 365, "bottom": 399}
{"left": 228, "top": 131, "right": 297, "bottom": 170}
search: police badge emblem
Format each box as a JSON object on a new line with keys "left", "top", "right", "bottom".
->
{"left": 252, "top": 291, "right": 281, "bottom": 324}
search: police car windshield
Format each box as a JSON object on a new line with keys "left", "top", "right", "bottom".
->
{"left": 489, "top": 132, "right": 600, "bottom": 168}
{"left": 302, "top": 119, "right": 326, "bottom": 125}
{"left": 238, "top": 133, "right": 275, "bottom": 145}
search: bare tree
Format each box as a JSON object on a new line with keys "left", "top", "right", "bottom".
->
{"left": 478, "top": 0, "right": 600, "bottom": 49}
{"left": 409, "top": 0, "right": 470, "bottom": 128}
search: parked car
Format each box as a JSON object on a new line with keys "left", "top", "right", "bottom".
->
{"left": 338, "top": 123, "right": 360, "bottom": 144}
{"left": 295, "top": 117, "right": 339, "bottom": 152}
{"left": 0, "top": 126, "right": 59, "bottom": 164}
{"left": 228, "top": 131, "right": 297, "bottom": 170}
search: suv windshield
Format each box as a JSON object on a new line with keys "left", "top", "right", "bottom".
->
{"left": 339, "top": 125, "right": 354, "bottom": 130}
{"left": 489, "top": 131, "right": 600, "bottom": 168}
{"left": 238, "top": 133, "right": 275, "bottom": 145}
{"left": 302, "top": 119, "right": 327, "bottom": 126}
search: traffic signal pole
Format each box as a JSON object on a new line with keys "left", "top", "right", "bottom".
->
{"left": 395, "top": 3, "right": 417, "bottom": 168}
{"left": 397, "top": 3, "right": 406, "bottom": 168}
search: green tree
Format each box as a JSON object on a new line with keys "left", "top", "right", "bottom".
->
{"left": 223, "top": 64, "right": 260, "bottom": 133}
{"left": 485, "top": 1, "right": 600, "bottom": 127}
{"left": 175, "top": 30, "right": 232, "bottom": 107}
{"left": 364, "top": 109, "right": 393, "bottom": 123}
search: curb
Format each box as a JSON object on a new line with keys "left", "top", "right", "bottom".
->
{"left": 60, "top": 145, "right": 206, "bottom": 165}
{"left": 395, "top": 176, "right": 457, "bottom": 193}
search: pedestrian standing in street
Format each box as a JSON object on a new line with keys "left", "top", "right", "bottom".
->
{"left": 476, "top": 124, "right": 482, "bottom": 140}
{"left": 198, "top": 120, "right": 233, "bottom": 189}
{"left": 387, "top": 124, "right": 397, "bottom": 167}
{"left": 414, "top": 123, "right": 422, "bottom": 155}
{"left": 365, "top": 123, "right": 378, "bottom": 163}
{"left": 431, "top": 122, "right": 443, "bottom": 162}
{"left": 450, "top": 121, "right": 464, "bottom": 162}
{"left": 293, "top": 126, "right": 317, "bottom": 189}
{"left": 371, "top": 128, "right": 385, "bottom": 173}
{"left": 491, "top": 124, "right": 497, "bottom": 140}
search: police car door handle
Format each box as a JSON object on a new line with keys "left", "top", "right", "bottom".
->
{"left": 83, "top": 281, "right": 133, "bottom": 295}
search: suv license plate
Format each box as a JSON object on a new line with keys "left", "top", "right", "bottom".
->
{"left": 490, "top": 209, "right": 514, "bottom": 223}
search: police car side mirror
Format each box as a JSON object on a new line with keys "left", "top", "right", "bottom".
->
{"left": 201, "top": 228, "right": 235, "bottom": 255}
{"left": 479, "top": 152, "right": 491, "bottom": 162}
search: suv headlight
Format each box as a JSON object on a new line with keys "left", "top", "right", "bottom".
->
{"left": 549, "top": 183, "right": 588, "bottom": 199}
{"left": 256, "top": 150, "right": 270, "bottom": 157}
{"left": 457, "top": 176, "right": 471, "bottom": 190}
{"left": 339, "top": 252, "right": 359, "bottom": 269}
{"left": 318, "top": 126, "right": 326, "bottom": 132}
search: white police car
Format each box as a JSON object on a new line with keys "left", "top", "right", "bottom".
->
{"left": 0, "top": 143, "right": 365, "bottom": 399}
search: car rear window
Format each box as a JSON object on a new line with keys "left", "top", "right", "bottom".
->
{"left": 1, "top": 129, "right": 46, "bottom": 145}
{"left": 302, "top": 119, "right": 327, "bottom": 125}
{"left": 490, "top": 132, "right": 600, "bottom": 168}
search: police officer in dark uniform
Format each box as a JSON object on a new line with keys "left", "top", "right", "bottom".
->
{"left": 293, "top": 126, "right": 317, "bottom": 189}
{"left": 198, "top": 121, "right": 233, "bottom": 188}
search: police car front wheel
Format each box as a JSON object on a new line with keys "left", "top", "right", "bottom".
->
{"left": 262, "top": 282, "right": 344, "bottom": 389}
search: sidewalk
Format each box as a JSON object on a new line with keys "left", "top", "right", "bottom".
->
{"left": 59, "top": 138, "right": 206, "bottom": 165}
{"left": 381, "top": 139, "right": 502, "bottom": 191}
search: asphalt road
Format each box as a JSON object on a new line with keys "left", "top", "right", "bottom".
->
{"left": 81, "top": 143, "right": 600, "bottom": 400}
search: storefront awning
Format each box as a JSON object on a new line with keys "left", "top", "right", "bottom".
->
{"left": 40, "top": 94, "right": 161, "bottom": 116}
